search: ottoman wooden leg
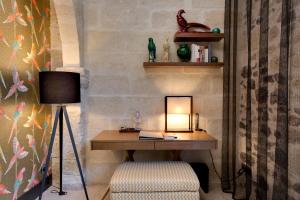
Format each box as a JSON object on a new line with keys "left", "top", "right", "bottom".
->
{"left": 126, "top": 150, "right": 135, "bottom": 161}
{"left": 101, "top": 186, "right": 110, "bottom": 200}
{"left": 171, "top": 150, "right": 182, "bottom": 161}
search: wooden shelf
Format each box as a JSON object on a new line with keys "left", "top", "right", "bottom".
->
{"left": 174, "top": 32, "right": 224, "bottom": 42}
{"left": 143, "top": 62, "right": 223, "bottom": 68}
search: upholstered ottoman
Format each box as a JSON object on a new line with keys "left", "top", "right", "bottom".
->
{"left": 110, "top": 161, "right": 200, "bottom": 200}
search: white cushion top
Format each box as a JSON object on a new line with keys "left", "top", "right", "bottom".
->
{"left": 110, "top": 161, "right": 200, "bottom": 193}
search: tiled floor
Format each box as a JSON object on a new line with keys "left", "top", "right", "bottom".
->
{"left": 37, "top": 185, "right": 109, "bottom": 200}
{"left": 200, "top": 183, "right": 233, "bottom": 200}
{"left": 38, "top": 183, "right": 232, "bottom": 200}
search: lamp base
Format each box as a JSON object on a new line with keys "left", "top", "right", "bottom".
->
{"left": 165, "top": 130, "right": 194, "bottom": 133}
{"left": 58, "top": 191, "right": 67, "bottom": 196}
{"left": 195, "top": 128, "right": 207, "bottom": 132}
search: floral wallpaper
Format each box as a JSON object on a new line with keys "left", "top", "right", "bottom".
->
{"left": 0, "top": 0, "right": 51, "bottom": 199}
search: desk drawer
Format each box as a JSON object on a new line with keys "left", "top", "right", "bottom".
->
{"left": 91, "top": 141, "right": 155, "bottom": 150}
{"left": 155, "top": 141, "right": 217, "bottom": 150}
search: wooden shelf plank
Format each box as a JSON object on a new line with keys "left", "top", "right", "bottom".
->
{"left": 143, "top": 62, "right": 224, "bottom": 68}
{"left": 174, "top": 32, "right": 224, "bottom": 42}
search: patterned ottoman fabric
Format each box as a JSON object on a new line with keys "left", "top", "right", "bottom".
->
{"left": 110, "top": 161, "right": 200, "bottom": 194}
{"left": 111, "top": 191, "right": 200, "bottom": 200}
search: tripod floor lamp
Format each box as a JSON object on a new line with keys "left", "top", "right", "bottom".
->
{"left": 38, "top": 71, "right": 89, "bottom": 200}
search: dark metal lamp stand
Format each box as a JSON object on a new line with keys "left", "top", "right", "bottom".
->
{"left": 38, "top": 106, "right": 89, "bottom": 200}
{"left": 58, "top": 106, "right": 67, "bottom": 196}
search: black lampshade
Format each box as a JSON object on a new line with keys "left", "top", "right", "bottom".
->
{"left": 39, "top": 72, "right": 81, "bottom": 104}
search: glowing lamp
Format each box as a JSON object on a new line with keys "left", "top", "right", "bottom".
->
{"left": 165, "top": 96, "right": 193, "bottom": 132}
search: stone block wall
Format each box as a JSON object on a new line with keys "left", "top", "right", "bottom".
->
{"left": 51, "top": 0, "right": 87, "bottom": 189}
{"left": 82, "top": 0, "right": 225, "bottom": 184}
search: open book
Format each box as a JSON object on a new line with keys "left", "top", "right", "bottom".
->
{"left": 139, "top": 131, "right": 164, "bottom": 140}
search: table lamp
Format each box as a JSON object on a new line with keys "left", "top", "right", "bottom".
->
{"left": 38, "top": 72, "right": 89, "bottom": 200}
{"left": 165, "top": 96, "right": 193, "bottom": 132}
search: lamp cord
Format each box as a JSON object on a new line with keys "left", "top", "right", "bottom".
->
{"left": 50, "top": 185, "right": 68, "bottom": 195}
{"left": 50, "top": 185, "right": 60, "bottom": 194}
{"left": 208, "top": 150, "right": 246, "bottom": 182}
{"left": 209, "top": 150, "right": 222, "bottom": 180}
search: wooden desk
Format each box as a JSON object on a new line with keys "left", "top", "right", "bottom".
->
{"left": 91, "top": 131, "right": 217, "bottom": 160}
{"left": 91, "top": 130, "right": 217, "bottom": 150}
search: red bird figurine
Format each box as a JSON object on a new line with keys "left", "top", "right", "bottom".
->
{"left": 177, "top": 9, "right": 211, "bottom": 32}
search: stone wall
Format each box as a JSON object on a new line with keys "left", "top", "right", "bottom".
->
{"left": 51, "top": 0, "right": 88, "bottom": 189}
{"left": 83, "top": 0, "right": 225, "bottom": 184}
{"left": 52, "top": 0, "right": 80, "bottom": 67}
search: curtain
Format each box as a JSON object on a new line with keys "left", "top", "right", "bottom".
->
{"left": 222, "top": 0, "right": 300, "bottom": 199}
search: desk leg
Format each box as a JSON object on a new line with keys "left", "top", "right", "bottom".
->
{"left": 171, "top": 150, "right": 181, "bottom": 161}
{"left": 126, "top": 150, "right": 135, "bottom": 161}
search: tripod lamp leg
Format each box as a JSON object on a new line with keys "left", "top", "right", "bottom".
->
{"left": 38, "top": 106, "right": 60, "bottom": 200}
{"left": 63, "top": 107, "right": 90, "bottom": 200}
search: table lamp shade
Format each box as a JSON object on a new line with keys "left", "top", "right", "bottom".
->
{"left": 165, "top": 96, "right": 193, "bottom": 132}
{"left": 167, "top": 97, "right": 191, "bottom": 114}
{"left": 39, "top": 72, "right": 81, "bottom": 104}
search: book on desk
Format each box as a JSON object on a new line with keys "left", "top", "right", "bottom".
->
{"left": 139, "top": 131, "right": 177, "bottom": 140}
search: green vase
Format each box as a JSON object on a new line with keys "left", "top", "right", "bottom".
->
{"left": 212, "top": 27, "right": 221, "bottom": 33}
{"left": 211, "top": 56, "right": 218, "bottom": 63}
{"left": 177, "top": 44, "right": 191, "bottom": 62}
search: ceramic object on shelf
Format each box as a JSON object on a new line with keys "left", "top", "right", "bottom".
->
{"left": 177, "top": 9, "right": 211, "bottom": 32}
{"left": 177, "top": 44, "right": 191, "bottom": 62}
{"left": 211, "top": 56, "right": 218, "bottom": 63}
{"left": 212, "top": 27, "right": 221, "bottom": 33}
{"left": 163, "top": 37, "right": 170, "bottom": 62}
{"left": 148, "top": 38, "right": 156, "bottom": 63}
